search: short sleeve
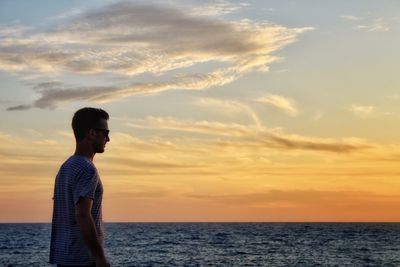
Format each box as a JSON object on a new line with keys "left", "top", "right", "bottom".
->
{"left": 73, "top": 164, "right": 99, "bottom": 205}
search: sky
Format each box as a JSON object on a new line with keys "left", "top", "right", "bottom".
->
{"left": 1, "top": 0, "right": 400, "bottom": 222}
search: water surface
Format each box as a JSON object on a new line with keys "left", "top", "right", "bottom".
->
{"left": 1, "top": 223, "right": 399, "bottom": 266}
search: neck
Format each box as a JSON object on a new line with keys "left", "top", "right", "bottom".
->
{"left": 74, "top": 142, "right": 95, "bottom": 161}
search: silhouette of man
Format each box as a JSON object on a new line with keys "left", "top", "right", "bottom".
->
{"left": 50, "top": 107, "right": 110, "bottom": 267}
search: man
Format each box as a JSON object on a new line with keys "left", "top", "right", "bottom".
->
{"left": 50, "top": 107, "right": 111, "bottom": 267}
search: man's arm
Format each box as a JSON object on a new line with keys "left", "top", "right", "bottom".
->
{"left": 75, "top": 196, "right": 109, "bottom": 267}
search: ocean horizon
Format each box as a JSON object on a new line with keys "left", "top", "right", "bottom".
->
{"left": 1, "top": 222, "right": 399, "bottom": 266}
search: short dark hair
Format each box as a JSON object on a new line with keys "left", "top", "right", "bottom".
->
{"left": 72, "top": 107, "right": 109, "bottom": 141}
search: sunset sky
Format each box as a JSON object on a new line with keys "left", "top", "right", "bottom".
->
{"left": 1, "top": 0, "right": 400, "bottom": 222}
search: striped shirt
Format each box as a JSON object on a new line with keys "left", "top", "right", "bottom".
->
{"left": 49, "top": 155, "right": 104, "bottom": 265}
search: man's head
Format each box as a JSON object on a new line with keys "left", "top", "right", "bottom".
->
{"left": 72, "top": 107, "right": 110, "bottom": 153}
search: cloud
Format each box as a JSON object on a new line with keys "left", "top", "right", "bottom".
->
{"left": 0, "top": 132, "right": 22, "bottom": 146}
{"left": 3, "top": 1, "right": 312, "bottom": 110}
{"left": 185, "top": 189, "right": 400, "bottom": 207}
{"left": 0, "top": 131, "right": 63, "bottom": 163}
{"left": 342, "top": 16, "right": 390, "bottom": 33}
{"left": 254, "top": 94, "right": 299, "bottom": 116}
{"left": 23, "top": 129, "right": 43, "bottom": 137}
{"left": 350, "top": 104, "right": 375, "bottom": 118}
{"left": 386, "top": 94, "right": 400, "bottom": 100}
{"left": 0, "top": 24, "right": 30, "bottom": 37}
{"left": 127, "top": 116, "right": 256, "bottom": 137}
{"left": 313, "top": 111, "right": 323, "bottom": 121}
{"left": 340, "top": 15, "right": 362, "bottom": 21}
{"left": 188, "top": 0, "right": 249, "bottom": 17}
{"left": 183, "top": 189, "right": 400, "bottom": 221}
{"left": 33, "top": 139, "right": 58, "bottom": 146}
{"left": 354, "top": 18, "right": 390, "bottom": 32}
{"left": 8, "top": 70, "right": 239, "bottom": 109}
{"left": 47, "top": 9, "right": 83, "bottom": 21}
{"left": 109, "top": 187, "right": 173, "bottom": 199}
{"left": 266, "top": 132, "right": 368, "bottom": 153}
{"left": 126, "top": 116, "right": 371, "bottom": 153}
{"left": 6, "top": 105, "right": 32, "bottom": 111}
{"left": 193, "top": 97, "right": 262, "bottom": 128}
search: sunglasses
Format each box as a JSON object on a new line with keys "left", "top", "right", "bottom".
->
{"left": 94, "top": 128, "right": 110, "bottom": 137}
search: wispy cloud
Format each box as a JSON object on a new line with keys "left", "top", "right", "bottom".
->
{"left": 254, "top": 94, "right": 299, "bottom": 116}
{"left": 23, "top": 129, "right": 43, "bottom": 137}
{"left": 46, "top": 9, "right": 83, "bottom": 21}
{"left": 3, "top": 1, "right": 312, "bottom": 110}
{"left": 126, "top": 116, "right": 371, "bottom": 153}
{"left": 185, "top": 189, "right": 400, "bottom": 207}
{"left": 0, "top": 24, "right": 31, "bottom": 37}
{"left": 340, "top": 15, "right": 363, "bottom": 21}
{"left": 354, "top": 18, "right": 390, "bottom": 32}
{"left": 342, "top": 15, "right": 391, "bottom": 33}
{"left": 187, "top": 0, "right": 249, "bottom": 17}
{"left": 313, "top": 111, "right": 323, "bottom": 121}
{"left": 0, "top": 131, "right": 63, "bottom": 164}
{"left": 386, "top": 94, "right": 400, "bottom": 101}
{"left": 193, "top": 97, "right": 262, "bottom": 128}
{"left": 8, "top": 71, "right": 239, "bottom": 109}
{"left": 6, "top": 105, "right": 32, "bottom": 111}
{"left": 127, "top": 116, "right": 256, "bottom": 137}
{"left": 350, "top": 104, "right": 375, "bottom": 118}
{"left": 184, "top": 189, "right": 400, "bottom": 221}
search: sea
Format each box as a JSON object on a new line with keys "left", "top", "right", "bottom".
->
{"left": 0, "top": 223, "right": 399, "bottom": 266}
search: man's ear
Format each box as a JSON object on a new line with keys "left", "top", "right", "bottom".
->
{"left": 87, "top": 128, "right": 96, "bottom": 139}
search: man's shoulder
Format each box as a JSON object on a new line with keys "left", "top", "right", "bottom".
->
{"left": 62, "top": 155, "right": 96, "bottom": 173}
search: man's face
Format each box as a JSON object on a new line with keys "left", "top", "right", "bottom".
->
{"left": 92, "top": 119, "right": 110, "bottom": 153}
